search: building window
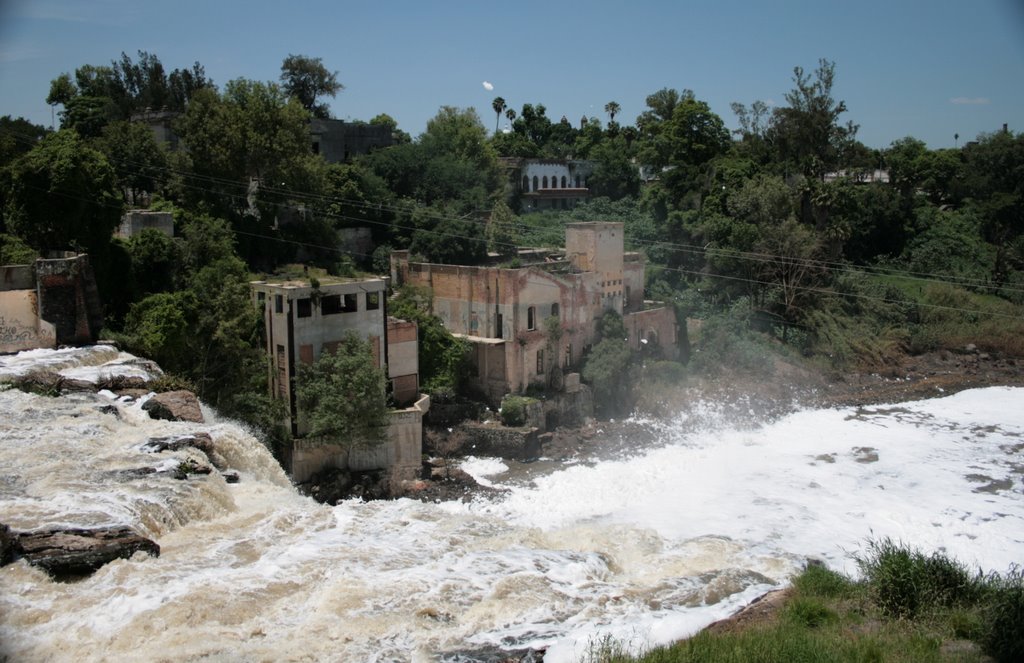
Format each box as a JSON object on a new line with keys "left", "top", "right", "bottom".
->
{"left": 366, "top": 291, "right": 380, "bottom": 310}
{"left": 274, "top": 294, "right": 283, "bottom": 313}
{"left": 533, "top": 175, "right": 538, "bottom": 191}
{"left": 542, "top": 176, "right": 548, "bottom": 189}
{"left": 551, "top": 302, "right": 559, "bottom": 318}
{"left": 296, "top": 298, "right": 312, "bottom": 318}
{"left": 522, "top": 175, "right": 530, "bottom": 192}
{"left": 565, "top": 343, "right": 572, "bottom": 367}
{"left": 537, "top": 349, "right": 545, "bottom": 374}
{"left": 561, "top": 175, "right": 567, "bottom": 188}
{"left": 527, "top": 306, "right": 536, "bottom": 330}
{"left": 342, "top": 293, "right": 358, "bottom": 312}
{"left": 575, "top": 175, "right": 581, "bottom": 187}
{"left": 495, "top": 313, "right": 503, "bottom": 339}
{"left": 321, "top": 294, "right": 342, "bottom": 315}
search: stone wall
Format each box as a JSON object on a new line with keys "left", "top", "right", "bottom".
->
{"left": 460, "top": 424, "right": 541, "bottom": 461}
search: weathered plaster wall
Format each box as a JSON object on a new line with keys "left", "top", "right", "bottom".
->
{"left": 625, "top": 306, "right": 679, "bottom": 360}
{"left": 0, "top": 290, "right": 55, "bottom": 353}
{"left": 289, "top": 394, "right": 429, "bottom": 483}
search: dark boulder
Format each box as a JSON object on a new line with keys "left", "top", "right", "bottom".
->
{"left": 142, "top": 390, "right": 204, "bottom": 423}
{"left": 142, "top": 433, "right": 226, "bottom": 470}
{"left": 1, "top": 522, "right": 21, "bottom": 565}
{"left": 13, "top": 527, "right": 159, "bottom": 579}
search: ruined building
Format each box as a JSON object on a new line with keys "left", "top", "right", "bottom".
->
{"left": 391, "top": 222, "right": 678, "bottom": 404}
{"left": 250, "top": 276, "right": 427, "bottom": 482}
{"left": 0, "top": 253, "right": 103, "bottom": 354}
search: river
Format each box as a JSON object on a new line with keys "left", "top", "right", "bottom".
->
{"left": 1, "top": 347, "right": 1022, "bottom": 662}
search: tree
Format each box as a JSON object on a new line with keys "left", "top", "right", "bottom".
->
{"left": 296, "top": 332, "right": 388, "bottom": 447}
{"left": 280, "top": 54, "right": 342, "bottom": 118}
{"left": 3, "top": 130, "right": 122, "bottom": 253}
{"left": 97, "top": 120, "right": 169, "bottom": 202}
{"left": 389, "top": 285, "right": 470, "bottom": 392}
{"left": 505, "top": 108, "right": 517, "bottom": 125}
{"left": 582, "top": 311, "right": 635, "bottom": 416}
{"left": 486, "top": 199, "right": 519, "bottom": 258}
{"left": 768, "top": 59, "right": 858, "bottom": 180}
{"left": 46, "top": 73, "right": 76, "bottom": 127}
{"left": 370, "top": 113, "right": 410, "bottom": 144}
{"left": 491, "top": 96, "right": 506, "bottom": 134}
{"left": 604, "top": 101, "right": 620, "bottom": 123}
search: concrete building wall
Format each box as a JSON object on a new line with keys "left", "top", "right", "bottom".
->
{"left": 387, "top": 317, "right": 419, "bottom": 405}
{"left": 0, "top": 290, "right": 55, "bottom": 353}
{"left": 623, "top": 253, "right": 645, "bottom": 314}
{"left": 310, "top": 119, "right": 393, "bottom": 163}
{"left": 251, "top": 278, "right": 388, "bottom": 436}
{"left": 289, "top": 394, "right": 428, "bottom": 483}
{"left": 624, "top": 306, "right": 679, "bottom": 360}
{"left": 117, "top": 211, "right": 174, "bottom": 239}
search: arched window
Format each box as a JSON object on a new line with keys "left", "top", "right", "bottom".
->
{"left": 522, "top": 175, "right": 530, "bottom": 192}
{"left": 527, "top": 306, "right": 536, "bottom": 330}
{"left": 551, "top": 303, "right": 559, "bottom": 318}
{"left": 575, "top": 175, "right": 581, "bottom": 187}
{"left": 561, "top": 175, "right": 567, "bottom": 188}
{"left": 533, "top": 175, "right": 539, "bottom": 191}
{"left": 542, "top": 176, "right": 548, "bottom": 189}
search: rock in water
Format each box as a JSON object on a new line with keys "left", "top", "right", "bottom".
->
{"left": 0, "top": 522, "right": 21, "bottom": 565}
{"left": 15, "top": 527, "right": 160, "bottom": 578}
{"left": 142, "top": 390, "right": 204, "bottom": 423}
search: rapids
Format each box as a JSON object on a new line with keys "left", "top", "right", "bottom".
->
{"left": 1, "top": 348, "right": 1022, "bottom": 662}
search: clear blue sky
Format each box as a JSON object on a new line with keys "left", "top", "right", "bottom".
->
{"left": 1, "top": 0, "right": 1022, "bottom": 149}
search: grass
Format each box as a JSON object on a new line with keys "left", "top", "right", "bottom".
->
{"left": 585, "top": 540, "right": 1024, "bottom": 663}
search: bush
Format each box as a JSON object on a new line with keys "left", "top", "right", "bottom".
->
{"left": 643, "top": 360, "right": 687, "bottom": 384}
{"left": 793, "top": 564, "right": 856, "bottom": 599}
{"left": 785, "top": 597, "right": 838, "bottom": 628}
{"left": 857, "top": 538, "right": 983, "bottom": 618}
{"left": 499, "top": 394, "right": 535, "bottom": 427}
{"left": 983, "top": 566, "right": 1024, "bottom": 662}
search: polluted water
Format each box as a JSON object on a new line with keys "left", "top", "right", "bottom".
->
{"left": 1, "top": 347, "right": 1022, "bottom": 662}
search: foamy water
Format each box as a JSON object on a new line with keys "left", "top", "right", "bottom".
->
{"left": 1, "top": 348, "right": 1022, "bottom": 662}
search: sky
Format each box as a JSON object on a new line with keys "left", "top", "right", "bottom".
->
{"left": 0, "top": 0, "right": 1022, "bottom": 149}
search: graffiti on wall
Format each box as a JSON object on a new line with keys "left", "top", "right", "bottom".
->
{"left": 0, "top": 315, "right": 36, "bottom": 345}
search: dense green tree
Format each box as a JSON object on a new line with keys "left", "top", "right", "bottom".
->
{"left": 767, "top": 59, "right": 858, "bottom": 180}
{"left": 389, "top": 285, "right": 471, "bottom": 392}
{"left": 280, "top": 54, "right": 342, "bottom": 118}
{"left": 3, "top": 129, "right": 122, "bottom": 253}
{"left": 127, "top": 228, "right": 181, "bottom": 295}
{"left": 587, "top": 137, "right": 641, "bottom": 200}
{"left": 369, "top": 113, "right": 410, "bottom": 144}
{"left": 0, "top": 116, "right": 50, "bottom": 168}
{"left": 296, "top": 331, "right": 388, "bottom": 447}
{"left": 582, "top": 311, "right": 635, "bottom": 415}
{"left": 486, "top": 199, "right": 519, "bottom": 258}
{"left": 96, "top": 120, "right": 169, "bottom": 201}
{"left": 410, "top": 213, "right": 487, "bottom": 265}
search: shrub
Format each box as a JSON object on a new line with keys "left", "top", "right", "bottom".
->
{"left": 793, "top": 563, "right": 856, "bottom": 599}
{"left": 857, "top": 538, "right": 983, "bottom": 618}
{"left": 499, "top": 394, "right": 535, "bottom": 427}
{"left": 982, "top": 566, "right": 1024, "bottom": 662}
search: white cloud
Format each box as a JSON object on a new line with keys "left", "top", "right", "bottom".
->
{"left": 482, "top": 81, "right": 494, "bottom": 91}
{"left": 950, "top": 97, "right": 991, "bottom": 105}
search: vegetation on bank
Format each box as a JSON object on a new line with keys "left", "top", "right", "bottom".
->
{"left": 587, "top": 540, "right": 1024, "bottom": 663}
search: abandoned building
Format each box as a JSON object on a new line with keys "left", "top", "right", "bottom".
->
{"left": 309, "top": 118, "right": 394, "bottom": 163}
{"left": 250, "top": 276, "right": 427, "bottom": 481}
{"left": 391, "top": 222, "right": 679, "bottom": 404}
{"left": 500, "top": 158, "right": 595, "bottom": 211}
{"left": 0, "top": 253, "right": 103, "bottom": 354}
{"left": 116, "top": 210, "right": 175, "bottom": 239}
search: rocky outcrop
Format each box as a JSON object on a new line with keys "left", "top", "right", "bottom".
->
{"left": 142, "top": 390, "right": 204, "bottom": 423}
{"left": 8, "top": 527, "right": 159, "bottom": 579}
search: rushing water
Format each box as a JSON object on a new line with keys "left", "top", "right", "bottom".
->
{"left": 1, "top": 348, "right": 1022, "bottom": 662}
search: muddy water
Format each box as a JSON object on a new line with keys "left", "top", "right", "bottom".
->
{"left": 2, "top": 349, "right": 1022, "bottom": 662}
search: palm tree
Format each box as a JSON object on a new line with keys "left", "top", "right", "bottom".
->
{"left": 604, "top": 101, "right": 620, "bottom": 123}
{"left": 492, "top": 96, "right": 507, "bottom": 134}
{"left": 505, "top": 108, "right": 517, "bottom": 130}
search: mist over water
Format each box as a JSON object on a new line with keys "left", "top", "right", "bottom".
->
{"left": 1, "top": 349, "right": 1022, "bottom": 662}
